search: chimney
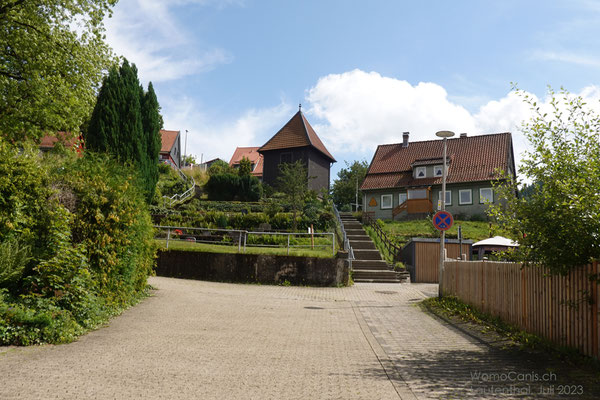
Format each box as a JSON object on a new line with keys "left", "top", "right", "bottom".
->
{"left": 460, "top": 133, "right": 467, "bottom": 138}
{"left": 402, "top": 132, "right": 410, "bottom": 147}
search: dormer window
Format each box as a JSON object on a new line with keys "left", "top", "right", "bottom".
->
{"left": 434, "top": 165, "right": 443, "bottom": 177}
{"left": 415, "top": 166, "right": 426, "bottom": 179}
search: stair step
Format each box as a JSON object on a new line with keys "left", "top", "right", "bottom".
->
{"left": 354, "top": 278, "right": 402, "bottom": 283}
{"left": 352, "top": 264, "right": 391, "bottom": 271}
{"left": 353, "top": 271, "right": 401, "bottom": 279}
{"left": 352, "top": 260, "right": 389, "bottom": 268}
{"left": 348, "top": 240, "right": 376, "bottom": 250}
{"left": 345, "top": 228, "right": 366, "bottom": 234}
{"left": 353, "top": 249, "right": 383, "bottom": 260}
{"left": 342, "top": 222, "right": 363, "bottom": 228}
{"left": 347, "top": 234, "right": 370, "bottom": 240}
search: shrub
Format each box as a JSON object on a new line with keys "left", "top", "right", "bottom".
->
{"left": 238, "top": 175, "right": 262, "bottom": 201}
{"left": 0, "top": 141, "right": 155, "bottom": 345}
{"left": 0, "top": 238, "right": 30, "bottom": 292}
{"left": 263, "top": 198, "right": 282, "bottom": 219}
{"left": 205, "top": 173, "right": 240, "bottom": 200}
{"left": 205, "top": 173, "right": 262, "bottom": 202}
{"left": 57, "top": 153, "right": 155, "bottom": 303}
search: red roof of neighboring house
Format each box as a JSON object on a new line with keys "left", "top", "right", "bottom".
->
{"left": 258, "top": 111, "right": 336, "bottom": 162}
{"left": 229, "top": 147, "right": 263, "bottom": 176}
{"left": 160, "top": 130, "right": 179, "bottom": 153}
{"left": 361, "top": 132, "right": 514, "bottom": 191}
{"left": 39, "top": 132, "right": 82, "bottom": 149}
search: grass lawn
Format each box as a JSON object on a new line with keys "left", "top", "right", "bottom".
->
{"left": 375, "top": 219, "right": 510, "bottom": 248}
{"left": 156, "top": 239, "right": 335, "bottom": 258}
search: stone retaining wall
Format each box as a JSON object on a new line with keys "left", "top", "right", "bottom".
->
{"left": 155, "top": 250, "right": 349, "bottom": 286}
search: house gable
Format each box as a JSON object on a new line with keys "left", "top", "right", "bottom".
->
{"left": 361, "top": 132, "right": 514, "bottom": 191}
{"left": 159, "top": 129, "right": 181, "bottom": 168}
{"left": 228, "top": 146, "right": 264, "bottom": 178}
{"left": 258, "top": 110, "right": 335, "bottom": 191}
{"left": 361, "top": 132, "right": 516, "bottom": 220}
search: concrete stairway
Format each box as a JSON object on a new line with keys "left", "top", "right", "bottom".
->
{"left": 340, "top": 213, "right": 409, "bottom": 283}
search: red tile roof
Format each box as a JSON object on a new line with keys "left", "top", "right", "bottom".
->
{"left": 361, "top": 132, "right": 514, "bottom": 190}
{"left": 39, "top": 132, "right": 82, "bottom": 149}
{"left": 258, "top": 111, "right": 336, "bottom": 162}
{"left": 160, "top": 130, "right": 179, "bottom": 153}
{"left": 229, "top": 146, "right": 264, "bottom": 176}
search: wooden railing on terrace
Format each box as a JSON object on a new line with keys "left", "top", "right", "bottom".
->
{"left": 392, "top": 198, "right": 433, "bottom": 218}
{"left": 362, "top": 212, "right": 402, "bottom": 262}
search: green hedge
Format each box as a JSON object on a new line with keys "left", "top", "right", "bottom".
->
{"left": 160, "top": 210, "right": 334, "bottom": 232}
{"left": 0, "top": 141, "right": 155, "bottom": 345}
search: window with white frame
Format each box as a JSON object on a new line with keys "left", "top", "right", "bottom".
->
{"left": 415, "top": 166, "right": 426, "bottom": 178}
{"left": 399, "top": 193, "right": 407, "bottom": 205}
{"left": 438, "top": 190, "right": 451, "bottom": 205}
{"left": 381, "top": 194, "right": 393, "bottom": 209}
{"left": 433, "top": 165, "right": 443, "bottom": 177}
{"left": 480, "top": 188, "right": 493, "bottom": 204}
{"left": 408, "top": 189, "right": 427, "bottom": 199}
{"left": 459, "top": 189, "right": 472, "bottom": 205}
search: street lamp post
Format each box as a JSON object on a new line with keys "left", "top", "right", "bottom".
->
{"left": 435, "top": 130, "right": 455, "bottom": 298}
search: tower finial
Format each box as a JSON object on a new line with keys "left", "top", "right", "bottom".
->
{"left": 299, "top": 103, "right": 302, "bottom": 112}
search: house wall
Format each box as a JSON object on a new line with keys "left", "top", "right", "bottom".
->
{"left": 307, "top": 148, "right": 331, "bottom": 193}
{"left": 261, "top": 146, "right": 331, "bottom": 192}
{"left": 169, "top": 134, "right": 181, "bottom": 169}
{"left": 363, "top": 181, "right": 498, "bottom": 220}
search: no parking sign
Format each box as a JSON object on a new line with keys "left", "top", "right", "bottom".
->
{"left": 433, "top": 211, "right": 453, "bottom": 231}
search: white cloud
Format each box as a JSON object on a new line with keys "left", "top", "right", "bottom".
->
{"left": 160, "top": 96, "right": 292, "bottom": 162}
{"left": 306, "top": 70, "right": 477, "bottom": 154}
{"left": 104, "top": 0, "right": 234, "bottom": 83}
{"left": 304, "top": 69, "right": 600, "bottom": 178}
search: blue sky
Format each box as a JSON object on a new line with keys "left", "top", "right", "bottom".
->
{"left": 104, "top": 0, "right": 600, "bottom": 179}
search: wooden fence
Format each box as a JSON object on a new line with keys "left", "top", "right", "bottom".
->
{"left": 442, "top": 260, "right": 600, "bottom": 360}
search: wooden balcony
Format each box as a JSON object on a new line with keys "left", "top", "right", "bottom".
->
{"left": 392, "top": 198, "right": 433, "bottom": 218}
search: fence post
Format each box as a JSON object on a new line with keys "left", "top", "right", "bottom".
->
{"left": 287, "top": 234, "right": 290, "bottom": 256}
{"left": 243, "top": 231, "right": 247, "bottom": 253}
{"left": 166, "top": 227, "right": 170, "bottom": 250}
{"left": 238, "top": 232, "right": 241, "bottom": 252}
{"left": 331, "top": 233, "right": 335, "bottom": 256}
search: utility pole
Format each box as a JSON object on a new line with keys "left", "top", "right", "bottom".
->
{"left": 435, "top": 130, "right": 455, "bottom": 298}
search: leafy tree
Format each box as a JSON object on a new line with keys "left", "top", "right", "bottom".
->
{"left": 182, "top": 154, "right": 196, "bottom": 166}
{"left": 0, "top": 0, "right": 116, "bottom": 142}
{"left": 85, "top": 60, "right": 162, "bottom": 202}
{"left": 331, "top": 160, "right": 369, "bottom": 210}
{"left": 277, "top": 160, "right": 312, "bottom": 231}
{"left": 488, "top": 87, "right": 600, "bottom": 274}
{"left": 238, "top": 157, "right": 252, "bottom": 177}
{"left": 208, "top": 159, "right": 232, "bottom": 176}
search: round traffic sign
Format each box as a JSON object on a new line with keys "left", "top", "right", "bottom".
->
{"left": 433, "top": 211, "right": 453, "bottom": 231}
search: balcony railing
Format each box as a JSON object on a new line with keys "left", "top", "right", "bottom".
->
{"left": 392, "top": 198, "right": 433, "bottom": 217}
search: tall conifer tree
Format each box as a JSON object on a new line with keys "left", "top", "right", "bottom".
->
{"left": 86, "top": 59, "right": 162, "bottom": 202}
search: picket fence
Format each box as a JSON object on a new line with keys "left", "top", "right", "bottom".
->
{"left": 442, "top": 260, "right": 600, "bottom": 360}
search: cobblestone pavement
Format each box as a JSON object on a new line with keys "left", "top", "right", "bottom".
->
{"left": 0, "top": 277, "right": 597, "bottom": 399}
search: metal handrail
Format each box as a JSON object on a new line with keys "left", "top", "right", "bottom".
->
{"left": 332, "top": 205, "right": 355, "bottom": 269}
{"left": 362, "top": 213, "right": 402, "bottom": 262}
{"left": 162, "top": 166, "right": 196, "bottom": 207}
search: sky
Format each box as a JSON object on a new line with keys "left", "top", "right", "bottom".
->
{"left": 104, "top": 0, "right": 600, "bottom": 180}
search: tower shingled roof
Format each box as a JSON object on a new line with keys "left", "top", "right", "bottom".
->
{"left": 258, "top": 111, "right": 336, "bottom": 162}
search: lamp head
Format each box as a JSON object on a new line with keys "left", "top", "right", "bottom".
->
{"left": 435, "top": 130, "right": 455, "bottom": 138}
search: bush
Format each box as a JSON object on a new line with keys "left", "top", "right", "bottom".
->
{"left": 205, "top": 173, "right": 240, "bottom": 201}
{"left": 0, "top": 141, "right": 155, "bottom": 345}
{"left": 205, "top": 173, "right": 262, "bottom": 202}
{"left": 0, "top": 238, "right": 30, "bottom": 292}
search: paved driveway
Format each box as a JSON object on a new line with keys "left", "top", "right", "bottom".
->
{"left": 0, "top": 277, "right": 597, "bottom": 399}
